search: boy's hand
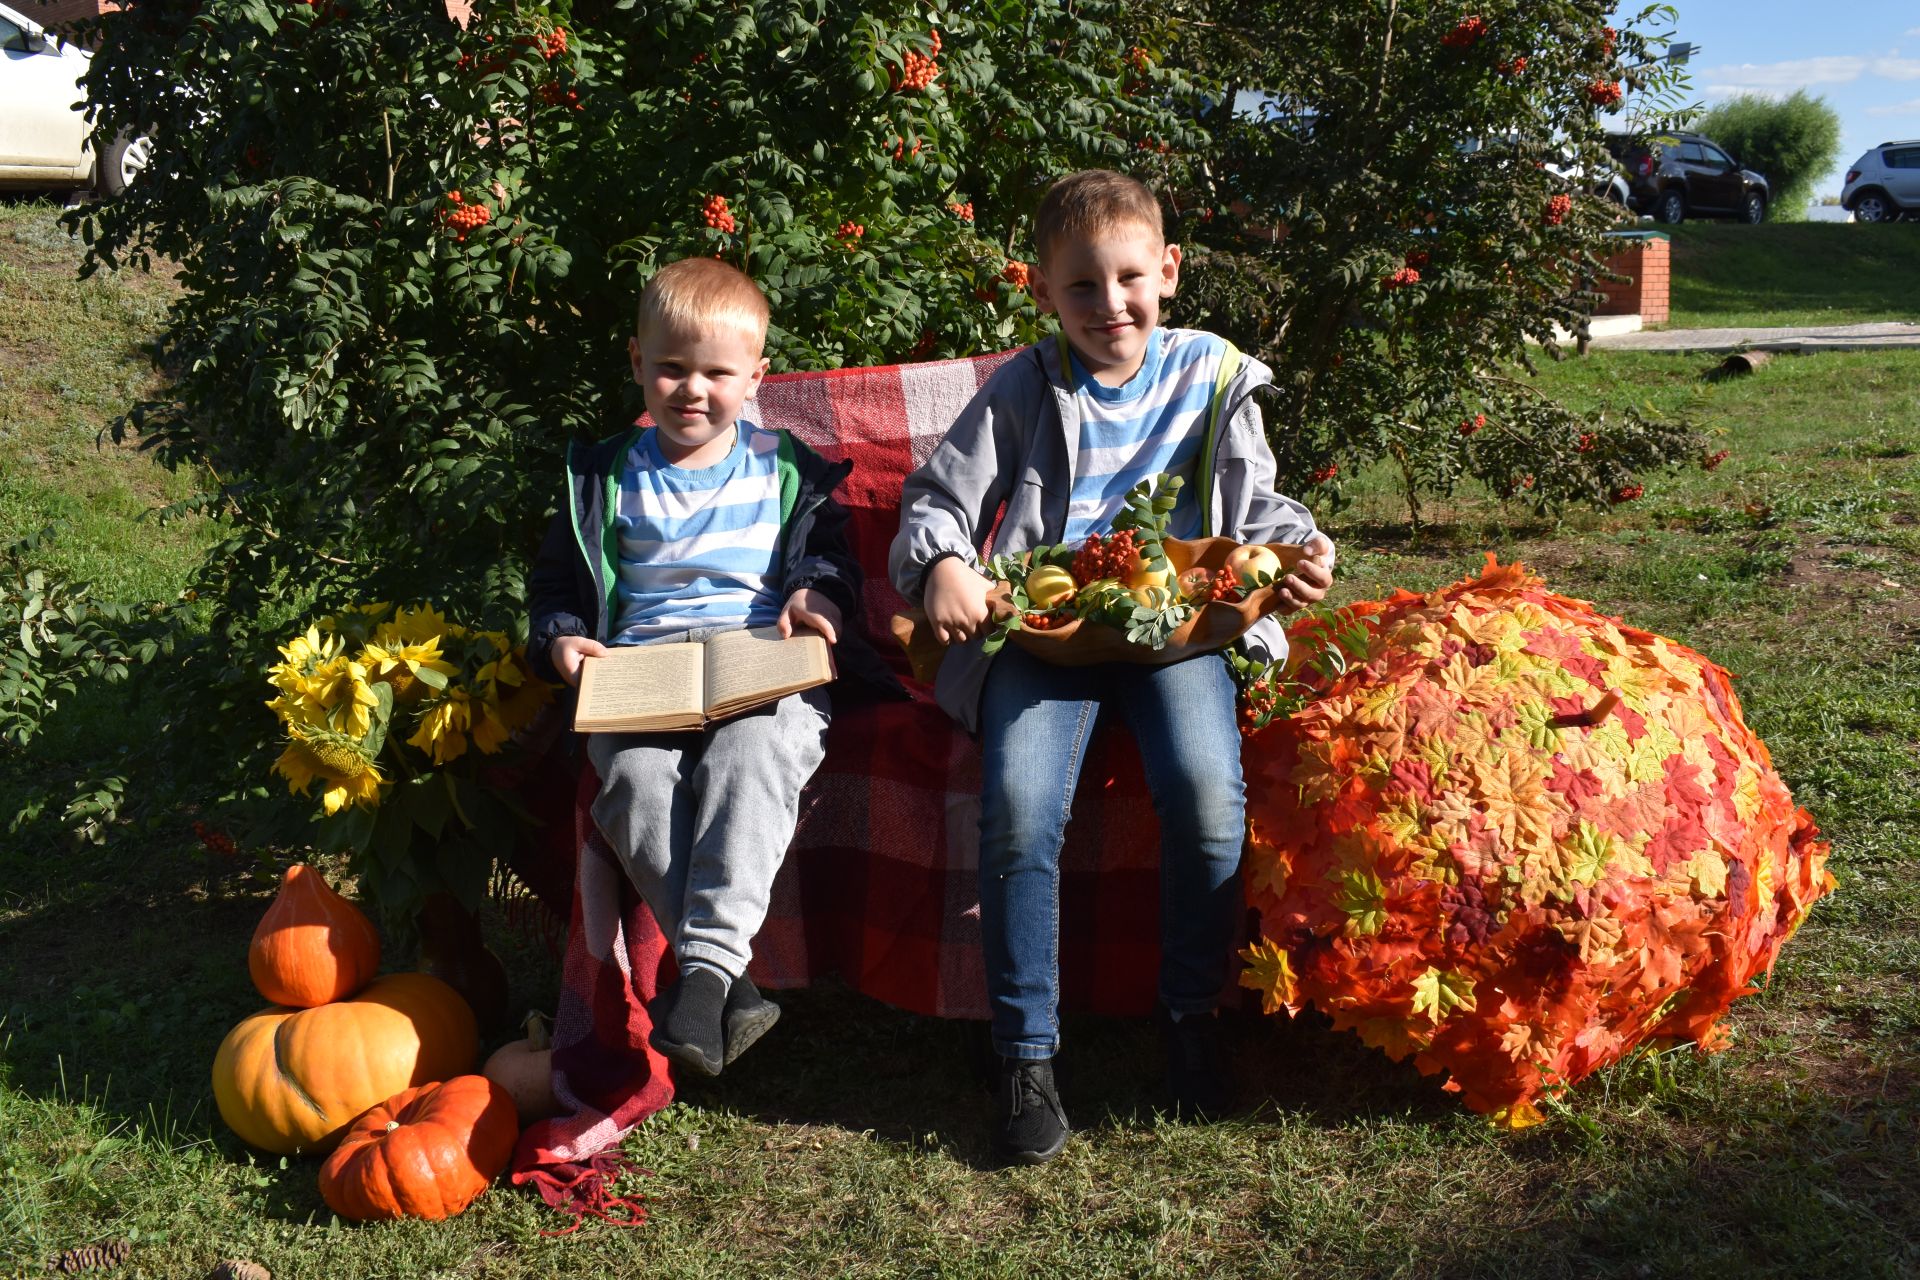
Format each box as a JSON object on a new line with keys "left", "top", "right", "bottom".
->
{"left": 552, "top": 635, "right": 609, "bottom": 687}
{"left": 924, "top": 556, "right": 992, "bottom": 645}
{"left": 1275, "top": 534, "right": 1337, "bottom": 613}
{"left": 779, "top": 588, "right": 843, "bottom": 645}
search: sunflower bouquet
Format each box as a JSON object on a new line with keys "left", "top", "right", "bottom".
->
{"left": 265, "top": 603, "right": 550, "bottom": 916}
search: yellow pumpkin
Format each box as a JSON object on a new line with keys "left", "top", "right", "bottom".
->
{"left": 211, "top": 972, "right": 477, "bottom": 1155}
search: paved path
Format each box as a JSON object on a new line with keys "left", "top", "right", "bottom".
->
{"left": 1588, "top": 321, "right": 1920, "bottom": 353}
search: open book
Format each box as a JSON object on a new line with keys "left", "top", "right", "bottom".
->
{"left": 573, "top": 626, "right": 835, "bottom": 733}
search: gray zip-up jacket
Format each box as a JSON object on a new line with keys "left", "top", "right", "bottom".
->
{"left": 889, "top": 330, "right": 1326, "bottom": 732}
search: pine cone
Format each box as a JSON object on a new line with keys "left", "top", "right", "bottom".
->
{"left": 44, "top": 1239, "right": 131, "bottom": 1274}
{"left": 206, "top": 1262, "right": 272, "bottom": 1280}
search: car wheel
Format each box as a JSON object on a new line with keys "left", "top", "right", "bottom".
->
{"left": 94, "top": 131, "right": 153, "bottom": 198}
{"left": 1742, "top": 192, "right": 1766, "bottom": 224}
{"left": 1852, "top": 190, "right": 1893, "bottom": 224}
{"left": 1656, "top": 189, "right": 1686, "bottom": 224}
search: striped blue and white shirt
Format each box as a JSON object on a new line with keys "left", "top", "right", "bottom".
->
{"left": 1062, "top": 327, "right": 1226, "bottom": 544}
{"left": 610, "top": 421, "right": 785, "bottom": 644}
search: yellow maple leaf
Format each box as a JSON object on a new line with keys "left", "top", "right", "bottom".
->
{"left": 1554, "top": 916, "right": 1625, "bottom": 964}
{"left": 1563, "top": 821, "right": 1617, "bottom": 887}
{"left": 1334, "top": 868, "right": 1389, "bottom": 936}
{"left": 1411, "top": 966, "right": 1479, "bottom": 1023}
{"left": 1473, "top": 750, "right": 1552, "bottom": 849}
{"left": 1238, "top": 938, "right": 1299, "bottom": 1014}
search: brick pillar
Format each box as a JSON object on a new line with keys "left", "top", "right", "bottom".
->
{"left": 1595, "top": 236, "right": 1669, "bottom": 324}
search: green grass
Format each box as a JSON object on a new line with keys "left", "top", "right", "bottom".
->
{"left": 1660, "top": 222, "right": 1920, "bottom": 330}
{"left": 3, "top": 205, "right": 1919, "bottom": 1277}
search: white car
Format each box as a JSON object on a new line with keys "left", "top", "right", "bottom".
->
{"left": 1841, "top": 141, "right": 1920, "bottom": 224}
{"left": 0, "top": 1, "right": 150, "bottom": 195}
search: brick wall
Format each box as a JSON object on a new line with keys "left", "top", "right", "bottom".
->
{"left": 1594, "top": 236, "right": 1669, "bottom": 325}
{"left": 30, "top": 0, "right": 123, "bottom": 35}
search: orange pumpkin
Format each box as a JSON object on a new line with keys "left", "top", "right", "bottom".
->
{"left": 317, "top": 1075, "right": 519, "bottom": 1222}
{"left": 211, "top": 972, "right": 477, "bottom": 1155}
{"left": 248, "top": 863, "right": 381, "bottom": 1007}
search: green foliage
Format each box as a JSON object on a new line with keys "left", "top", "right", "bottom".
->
{"left": 0, "top": 528, "right": 162, "bottom": 751}
{"left": 1697, "top": 90, "right": 1844, "bottom": 221}
{"left": 1164, "top": 0, "right": 1704, "bottom": 521}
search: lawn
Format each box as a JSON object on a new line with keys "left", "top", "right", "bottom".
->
{"left": 1660, "top": 221, "right": 1920, "bottom": 331}
{"left": 3, "top": 201, "right": 1918, "bottom": 1278}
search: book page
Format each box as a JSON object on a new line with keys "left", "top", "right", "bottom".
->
{"left": 574, "top": 642, "right": 704, "bottom": 732}
{"left": 703, "top": 626, "right": 833, "bottom": 717}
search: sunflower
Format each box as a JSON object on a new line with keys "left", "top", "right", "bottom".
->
{"left": 267, "top": 625, "right": 344, "bottom": 700}
{"left": 475, "top": 646, "right": 551, "bottom": 735}
{"left": 361, "top": 635, "right": 458, "bottom": 705}
{"left": 274, "top": 722, "right": 385, "bottom": 814}
{"left": 408, "top": 688, "right": 474, "bottom": 765}
{"left": 385, "top": 604, "right": 462, "bottom": 647}
{"left": 303, "top": 655, "right": 383, "bottom": 738}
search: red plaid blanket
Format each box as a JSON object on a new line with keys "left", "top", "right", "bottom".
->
{"left": 510, "top": 352, "right": 1182, "bottom": 1221}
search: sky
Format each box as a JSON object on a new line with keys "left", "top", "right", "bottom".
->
{"left": 1658, "top": 0, "right": 1920, "bottom": 200}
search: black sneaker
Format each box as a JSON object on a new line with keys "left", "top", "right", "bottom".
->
{"left": 995, "top": 1057, "right": 1069, "bottom": 1165}
{"left": 1160, "top": 1007, "right": 1231, "bottom": 1120}
{"left": 721, "top": 974, "right": 782, "bottom": 1067}
{"left": 647, "top": 967, "right": 729, "bottom": 1078}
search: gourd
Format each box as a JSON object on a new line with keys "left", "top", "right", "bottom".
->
{"left": 247, "top": 863, "right": 381, "bottom": 1007}
{"left": 318, "top": 1075, "right": 518, "bottom": 1221}
{"left": 481, "top": 1011, "right": 559, "bottom": 1123}
{"left": 212, "top": 972, "right": 477, "bottom": 1155}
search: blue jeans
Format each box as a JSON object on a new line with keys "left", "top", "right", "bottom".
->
{"left": 977, "top": 645, "right": 1246, "bottom": 1060}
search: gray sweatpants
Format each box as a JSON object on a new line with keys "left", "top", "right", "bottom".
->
{"left": 587, "top": 686, "right": 831, "bottom": 979}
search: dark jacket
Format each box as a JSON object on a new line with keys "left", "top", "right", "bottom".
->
{"left": 528, "top": 424, "right": 902, "bottom": 701}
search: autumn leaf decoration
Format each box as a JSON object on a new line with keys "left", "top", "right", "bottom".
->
{"left": 1238, "top": 555, "right": 1835, "bottom": 1127}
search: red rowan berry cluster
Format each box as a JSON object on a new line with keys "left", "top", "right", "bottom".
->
{"left": 702, "top": 194, "right": 736, "bottom": 233}
{"left": 1022, "top": 610, "right": 1069, "bottom": 630}
{"left": 1442, "top": 16, "right": 1487, "bottom": 48}
{"left": 1208, "top": 571, "right": 1244, "bottom": 604}
{"left": 1520, "top": 474, "right": 1536, "bottom": 490}
{"left": 243, "top": 144, "right": 268, "bottom": 169}
{"left": 886, "top": 136, "right": 923, "bottom": 161}
{"left": 1600, "top": 25, "right": 1617, "bottom": 57}
{"left": 893, "top": 32, "right": 941, "bottom": 91}
{"left": 1002, "top": 259, "right": 1030, "bottom": 289}
{"left": 1703, "top": 449, "right": 1730, "bottom": 471}
{"left": 1459, "top": 413, "right": 1486, "bottom": 436}
{"left": 1576, "top": 432, "right": 1595, "bottom": 453}
{"left": 441, "top": 192, "right": 491, "bottom": 241}
{"left": 193, "top": 820, "right": 237, "bottom": 857}
{"left": 538, "top": 83, "right": 582, "bottom": 109}
{"left": 1070, "top": 529, "right": 1141, "bottom": 585}
{"left": 1127, "top": 45, "right": 1151, "bottom": 73}
{"left": 1499, "top": 56, "right": 1528, "bottom": 75}
{"left": 1312, "top": 463, "right": 1339, "bottom": 484}
{"left": 543, "top": 26, "right": 567, "bottom": 58}
{"left": 1133, "top": 137, "right": 1173, "bottom": 154}
{"left": 1239, "top": 677, "right": 1280, "bottom": 733}
{"left": 1382, "top": 266, "right": 1421, "bottom": 291}
{"left": 1588, "top": 79, "right": 1623, "bottom": 108}
{"left": 909, "top": 330, "right": 937, "bottom": 360}
{"left": 947, "top": 200, "right": 974, "bottom": 221}
{"left": 1545, "top": 193, "right": 1573, "bottom": 225}
{"left": 1612, "top": 483, "right": 1643, "bottom": 503}
{"left": 1405, "top": 249, "right": 1430, "bottom": 268}
{"left": 836, "top": 220, "right": 866, "bottom": 248}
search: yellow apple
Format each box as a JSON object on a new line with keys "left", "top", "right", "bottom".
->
{"left": 1126, "top": 554, "right": 1174, "bottom": 595}
{"left": 1024, "top": 565, "right": 1077, "bottom": 608}
{"left": 1225, "top": 544, "right": 1283, "bottom": 591}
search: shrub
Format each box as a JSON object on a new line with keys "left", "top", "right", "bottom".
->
{"left": 1696, "top": 90, "right": 1843, "bottom": 221}
{"left": 1165, "top": 0, "right": 1702, "bottom": 523}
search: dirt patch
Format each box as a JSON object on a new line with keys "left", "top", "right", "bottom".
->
{"left": 1780, "top": 543, "right": 1920, "bottom": 629}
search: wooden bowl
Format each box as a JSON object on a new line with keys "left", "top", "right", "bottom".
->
{"left": 890, "top": 538, "right": 1312, "bottom": 685}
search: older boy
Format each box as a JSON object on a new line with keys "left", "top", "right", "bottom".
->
{"left": 529, "top": 257, "right": 869, "bottom": 1078}
{"left": 890, "top": 170, "right": 1336, "bottom": 1162}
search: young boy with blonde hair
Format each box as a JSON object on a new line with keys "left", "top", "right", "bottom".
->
{"left": 891, "top": 170, "right": 1336, "bottom": 1162}
{"left": 529, "top": 257, "right": 880, "bottom": 1077}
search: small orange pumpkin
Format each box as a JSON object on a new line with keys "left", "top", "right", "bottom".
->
{"left": 211, "top": 972, "right": 477, "bottom": 1155}
{"left": 482, "top": 1011, "right": 558, "bottom": 1122}
{"left": 318, "top": 1075, "right": 519, "bottom": 1222}
{"left": 248, "top": 863, "right": 381, "bottom": 1007}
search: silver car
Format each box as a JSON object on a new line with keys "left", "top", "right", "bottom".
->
{"left": 1841, "top": 141, "right": 1920, "bottom": 224}
{"left": 0, "top": 1, "right": 150, "bottom": 196}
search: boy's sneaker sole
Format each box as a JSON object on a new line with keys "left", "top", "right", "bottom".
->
{"left": 722, "top": 977, "right": 782, "bottom": 1067}
{"left": 647, "top": 1031, "right": 724, "bottom": 1078}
